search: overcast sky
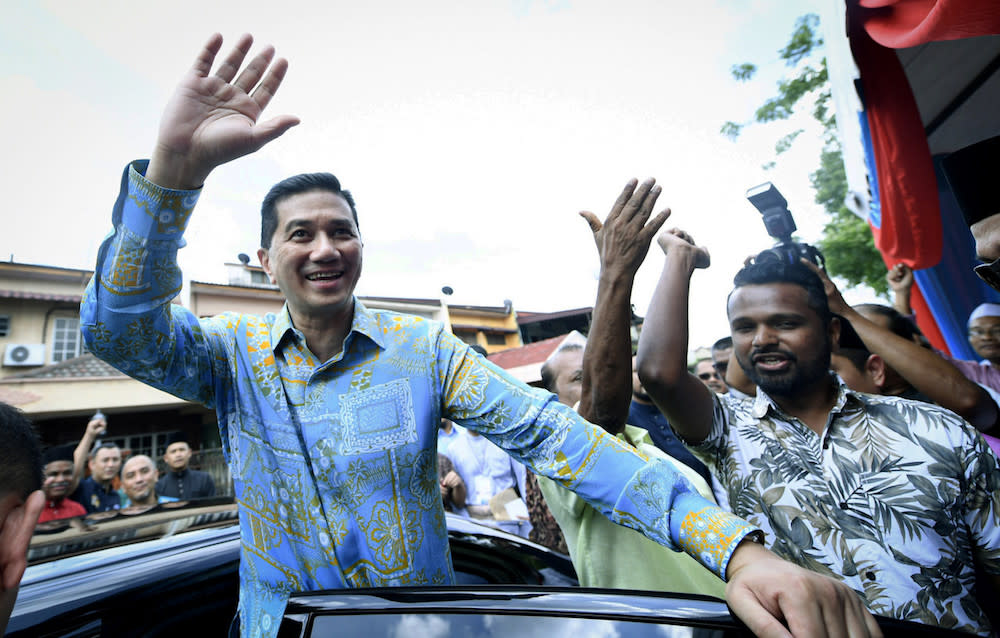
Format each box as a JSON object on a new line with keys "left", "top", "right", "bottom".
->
{"left": 1, "top": 0, "right": 878, "bottom": 353}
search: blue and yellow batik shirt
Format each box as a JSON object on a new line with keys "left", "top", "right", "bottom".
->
{"left": 81, "top": 161, "right": 758, "bottom": 638}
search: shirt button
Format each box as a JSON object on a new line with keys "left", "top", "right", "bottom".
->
{"left": 865, "top": 571, "right": 876, "bottom": 581}
{"left": 822, "top": 439, "right": 830, "bottom": 449}
{"left": 839, "top": 501, "right": 849, "bottom": 510}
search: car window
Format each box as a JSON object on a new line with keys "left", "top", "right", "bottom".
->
{"left": 309, "top": 614, "right": 728, "bottom": 638}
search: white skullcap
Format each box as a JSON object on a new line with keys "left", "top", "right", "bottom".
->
{"left": 541, "top": 331, "right": 587, "bottom": 365}
{"left": 968, "top": 303, "right": 1000, "bottom": 326}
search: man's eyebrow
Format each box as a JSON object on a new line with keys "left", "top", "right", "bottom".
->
{"left": 283, "top": 218, "right": 355, "bottom": 232}
{"left": 325, "top": 218, "right": 356, "bottom": 229}
{"left": 730, "top": 312, "right": 804, "bottom": 324}
{"left": 282, "top": 218, "right": 312, "bottom": 232}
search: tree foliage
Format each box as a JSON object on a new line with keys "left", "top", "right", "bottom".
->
{"left": 812, "top": 149, "right": 888, "bottom": 295}
{"left": 723, "top": 13, "right": 888, "bottom": 296}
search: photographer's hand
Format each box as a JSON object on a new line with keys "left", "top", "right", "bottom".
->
{"left": 802, "top": 259, "right": 850, "bottom": 316}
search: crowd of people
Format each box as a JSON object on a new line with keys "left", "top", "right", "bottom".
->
{"left": 2, "top": 32, "right": 999, "bottom": 638}
{"left": 32, "top": 418, "right": 217, "bottom": 524}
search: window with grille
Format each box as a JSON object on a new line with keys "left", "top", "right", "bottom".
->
{"left": 453, "top": 330, "right": 479, "bottom": 345}
{"left": 103, "top": 431, "right": 174, "bottom": 459}
{"left": 485, "top": 333, "right": 507, "bottom": 346}
{"left": 51, "top": 317, "right": 83, "bottom": 363}
{"left": 0, "top": 315, "right": 9, "bottom": 337}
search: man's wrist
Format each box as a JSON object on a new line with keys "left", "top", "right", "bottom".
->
{"left": 664, "top": 247, "right": 702, "bottom": 273}
{"left": 147, "top": 146, "right": 209, "bottom": 191}
{"left": 598, "top": 264, "right": 637, "bottom": 289}
{"left": 725, "top": 530, "right": 767, "bottom": 581}
{"left": 122, "top": 161, "right": 201, "bottom": 241}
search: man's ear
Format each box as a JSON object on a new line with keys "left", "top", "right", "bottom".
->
{"left": 828, "top": 316, "right": 842, "bottom": 354}
{"left": 866, "top": 354, "right": 888, "bottom": 388}
{"left": 0, "top": 490, "right": 44, "bottom": 590}
{"left": 256, "top": 248, "right": 277, "bottom": 285}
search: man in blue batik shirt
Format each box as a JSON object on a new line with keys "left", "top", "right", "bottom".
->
{"left": 80, "top": 33, "right": 880, "bottom": 638}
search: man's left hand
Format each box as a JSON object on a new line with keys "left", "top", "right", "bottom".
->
{"left": 725, "top": 540, "right": 881, "bottom": 638}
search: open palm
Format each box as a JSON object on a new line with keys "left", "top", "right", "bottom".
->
{"left": 149, "top": 34, "right": 299, "bottom": 189}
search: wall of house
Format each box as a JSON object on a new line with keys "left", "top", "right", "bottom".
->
{"left": 0, "top": 264, "right": 92, "bottom": 376}
{"left": 448, "top": 309, "right": 521, "bottom": 353}
{"left": 191, "top": 291, "right": 285, "bottom": 318}
{"left": 0, "top": 299, "right": 82, "bottom": 377}
{"left": 1, "top": 376, "right": 189, "bottom": 419}
{"left": 0, "top": 299, "right": 49, "bottom": 346}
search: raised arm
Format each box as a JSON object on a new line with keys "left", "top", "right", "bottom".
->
{"left": 577, "top": 178, "right": 670, "bottom": 434}
{"left": 636, "top": 229, "right": 716, "bottom": 443}
{"left": 886, "top": 263, "right": 914, "bottom": 317}
{"left": 807, "top": 261, "right": 999, "bottom": 431}
{"left": 442, "top": 331, "right": 879, "bottom": 636}
{"left": 71, "top": 415, "right": 107, "bottom": 492}
{"left": 148, "top": 33, "right": 299, "bottom": 189}
{"left": 82, "top": 34, "right": 298, "bottom": 407}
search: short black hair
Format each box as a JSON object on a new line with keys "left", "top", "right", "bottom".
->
{"left": 540, "top": 343, "right": 584, "bottom": 392}
{"left": 711, "top": 336, "right": 733, "bottom": 352}
{"left": 0, "top": 402, "right": 43, "bottom": 500}
{"left": 689, "top": 357, "right": 713, "bottom": 374}
{"left": 835, "top": 319, "right": 871, "bottom": 373}
{"left": 469, "top": 345, "right": 488, "bottom": 357}
{"left": 88, "top": 441, "right": 120, "bottom": 460}
{"left": 729, "top": 260, "right": 833, "bottom": 327}
{"left": 260, "top": 173, "right": 359, "bottom": 249}
{"left": 854, "top": 303, "right": 920, "bottom": 342}
{"left": 836, "top": 348, "right": 871, "bottom": 373}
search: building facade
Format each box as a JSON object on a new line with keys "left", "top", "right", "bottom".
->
{"left": 0, "top": 259, "right": 525, "bottom": 454}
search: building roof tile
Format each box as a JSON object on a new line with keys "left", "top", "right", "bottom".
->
{"left": 2, "top": 353, "right": 126, "bottom": 380}
{"left": 0, "top": 289, "right": 82, "bottom": 303}
{"left": 486, "top": 334, "right": 567, "bottom": 370}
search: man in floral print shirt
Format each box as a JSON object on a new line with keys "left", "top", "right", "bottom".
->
{"left": 637, "top": 228, "right": 1000, "bottom": 634}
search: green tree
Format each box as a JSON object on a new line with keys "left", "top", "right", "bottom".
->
{"left": 723, "top": 14, "right": 888, "bottom": 296}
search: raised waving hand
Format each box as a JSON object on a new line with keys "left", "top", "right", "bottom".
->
{"left": 577, "top": 178, "right": 670, "bottom": 432}
{"left": 148, "top": 33, "right": 300, "bottom": 190}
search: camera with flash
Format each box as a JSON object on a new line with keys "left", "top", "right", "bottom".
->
{"left": 746, "top": 182, "right": 825, "bottom": 269}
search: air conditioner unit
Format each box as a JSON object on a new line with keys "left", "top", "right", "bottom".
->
{"left": 3, "top": 343, "right": 45, "bottom": 367}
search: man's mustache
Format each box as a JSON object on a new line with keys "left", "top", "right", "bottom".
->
{"left": 749, "top": 346, "right": 797, "bottom": 364}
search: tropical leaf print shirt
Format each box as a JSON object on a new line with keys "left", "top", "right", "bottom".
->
{"left": 80, "top": 161, "right": 760, "bottom": 638}
{"left": 694, "top": 379, "right": 1000, "bottom": 635}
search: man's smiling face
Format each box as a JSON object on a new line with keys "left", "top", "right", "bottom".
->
{"left": 258, "top": 189, "right": 363, "bottom": 327}
{"left": 121, "top": 455, "right": 157, "bottom": 504}
{"left": 42, "top": 461, "right": 74, "bottom": 501}
{"left": 728, "top": 282, "right": 835, "bottom": 399}
{"left": 969, "top": 315, "right": 1000, "bottom": 363}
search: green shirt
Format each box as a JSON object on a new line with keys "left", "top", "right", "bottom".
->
{"left": 539, "top": 425, "right": 726, "bottom": 598}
